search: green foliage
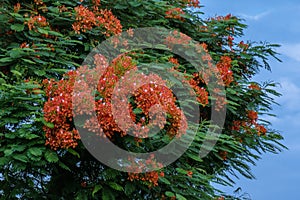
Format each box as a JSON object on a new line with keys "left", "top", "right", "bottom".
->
{"left": 0, "top": 0, "right": 285, "bottom": 199}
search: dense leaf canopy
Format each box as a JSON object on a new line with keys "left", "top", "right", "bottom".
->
{"left": 0, "top": 0, "right": 285, "bottom": 199}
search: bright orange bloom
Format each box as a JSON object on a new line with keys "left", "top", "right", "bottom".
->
{"left": 165, "top": 7, "right": 185, "bottom": 21}
{"left": 14, "top": 3, "right": 21, "bottom": 13}
{"left": 256, "top": 124, "right": 267, "bottom": 136}
{"left": 181, "top": 0, "right": 200, "bottom": 7}
{"left": 26, "top": 15, "right": 48, "bottom": 31}
{"left": 187, "top": 170, "right": 193, "bottom": 178}
{"left": 219, "top": 151, "right": 228, "bottom": 161}
{"left": 72, "top": 5, "right": 122, "bottom": 36}
{"left": 247, "top": 110, "right": 258, "bottom": 123}
{"left": 216, "top": 56, "right": 233, "bottom": 86}
{"left": 248, "top": 83, "right": 261, "bottom": 90}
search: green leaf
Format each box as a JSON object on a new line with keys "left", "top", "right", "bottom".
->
{"left": 75, "top": 191, "right": 88, "bottom": 200}
{"left": 11, "top": 70, "right": 22, "bottom": 76}
{"left": 0, "top": 57, "right": 13, "bottom": 63}
{"left": 58, "top": 161, "right": 71, "bottom": 171}
{"left": 133, "top": 108, "right": 143, "bottom": 114}
{"left": 0, "top": 157, "right": 9, "bottom": 166}
{"left": 102, "top": 188, "right": 115, "bottom": 200}
{"left": 92, "top": 185, "right": 103, "bottom": 197}
{"left": 108, "top": 182, "right": 123, "bottom": 191}
{"left": 28, "top": 147, "right": 43, "bottom": 157}
{"left": 42, "top": 119, "right": 55, "bottom": 128}
{"left": 25, "top": 134, "right": 39, "bottom": 140}
{"left": 67, "top": 148, "right": 80, "bottom": 158}
{"left": 9, "top": 13, "right": 23, "bottom": 18}
{"left": 159, "top": 177, "right": 171, "bottom": 185}
{"left": 114, "top": 4, "right": 128, "bottom": 9}
{"left": 33, "top": 69, "right": 46, "bottom": 76}
{"left": 4, "top": 149, "right": 13, "bottom": 156}
{"left": 45, "top": 150, "right": 59, "bottom": 163}
{"left": 11, "top": 24, "right": 25, "bottom": 32}
{"left": 176, "top": 193, "right": 187, "bottom": 200}
{"left": 186, "top": 152, "right": 203, "bottom": 162}
{"left": 10, "top": 48, "right": 25, "bottom": 58}
{"left": 5, "top": 133, "right": 16, "bottom": 139}
{"left": 165, "top": 191, "right": 175, "bottom": 197}
{"left": 48, "top": 30, "right": 63, "bottom": 37}
{"left": 13, "top": 154, "right": 28, "bottom": 163}
{"left": 37, "top": 27, "right": 49, "bottom": 35}
{"left": 176, "top": 168, "right": 187, "bottom": 174}
{"left": 13, "top": 97, "right": 33, "bottom": 100}
{"left": 21, "top": 58, "right": 36, "bottom": 64}
{"left": 124, "top": 182, "right": 135, "bottom": 196}
{"left": 128, "top": 1, "right": 142, "bottom": 7}
{"left": 11, "top": 144, "right": 26, "bottom": 152}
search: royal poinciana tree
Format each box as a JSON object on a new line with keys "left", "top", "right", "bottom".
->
{"left": 0, "top": 0, "right": 286, "bottom": 199}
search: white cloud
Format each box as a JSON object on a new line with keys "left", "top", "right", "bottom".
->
{"left": 278, "top": 43, "right": 300, "bottom": 62}
{"left": 277, "top": 78, "right": 300, "bottom": 111}
{"left": 239, "top": 11, "right": 271, "bottom": 21}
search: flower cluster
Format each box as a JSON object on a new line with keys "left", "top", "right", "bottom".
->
{"left": 165, "top": 8, "right": 185, "bottom": 21}
{"left": 43, "top": 53, "right": 188, "bottom": 148}
{"left": 34, "top": 0, "right": 44, "bottom": 6}
{"left": 248, "top": 83, "right": 261, "bottom": 90}
{"left": 218, "top": 150, "right": 228, "bottom": 161}
{"left": 20, "top": 42, "right": 29, "bottom": 48}
{"left": 238, "top": 41, "right": 249, "bottom": 51}
{"left": 26, "top": 15, "right": 48, "bottom": 31}
{"left": 210, "top": 14, "right": 233, "bottom": 22}
{"left": 94, "top": 54, "right": 187, "bottom": 139}
{"left": 72, "top": 5, "right": 122, "bottom": 36}
{"left": 186, "top": 170, "right": 193, "bottom": 178}
{"left": 216, "top": 56, "right": 233, "bottom": 86}
{"left": 43, "top": 71, "right": 80, "bottom": 150}
{"left": 165, "top": 30, "right": 192, "bottom": 49}
{"left": 227, "top": 35, "right": 234, "bottom": 49}
{"left": 232, "top": 110, "right": 267, "bottom": 136}
{"left": 132, "top": 78, "right": 187, "bottom": 138}
{"left": 187, "top": 73, "right": 209, "bottom": 106}
{"left": 180, "top": 0, "right": 200, "bottom": 7}
{"left": 14, "top": 3, "right": 21, "bottom": 13}
{"left": 127, "top": 154, "right": 165, "bottom": 187}
{"left": 128, "top": 171, "right": 165, "bottom": 187}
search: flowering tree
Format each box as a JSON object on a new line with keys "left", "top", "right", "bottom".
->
{"left": 0, "top": 0, "right": 285, "bottom": 199}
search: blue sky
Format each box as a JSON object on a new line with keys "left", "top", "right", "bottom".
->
{"left": 201, "top": 0, "right": 300, "bottom": 199}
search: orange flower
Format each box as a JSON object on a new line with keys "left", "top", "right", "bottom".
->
{"left": 216, "top": 56, "right": 233, "bottom": 86}
{"left": 14, "top": 3, "right": 21, "bottom": 13}
{"left": 127, "top": 155, "right": 164, "bottom": 187}
{"left": 72, "top": 5, "right": 122, "bottom": 36}
{"left": 210, "top": 14, "right": 232, "bottom": 21}
{"left": 43, "top": 53, "right": 188, "bottom": 148}
{"left": 187, "top": 170, "right": 193, "bottom": 178}
{"left": 26, "top": 15, "right": 48, "bottom": 31}
{"left": 20, "top": 42, "right": 29, "bottom": 48}
{"left": 165, "top": 7, "right": 185, "bottom": 21}
{"left": 219, "top": 151, "right": 228, "bottom": 161}
{"left": 232, "top": 120, "right": 241, "bottom": 131}
{"left": 247, "top": 110, "right": 258, "bottom": 123}
{"left": 127, "top": 28, "right": 134, "bottom": 37}
{"left": 239, "top": 41, "right": 249, "bottom": 51}
{"left": 34, "top": 0, "right": 44, "bottom": 5}
{"left": 228, "top": 36, "right": 234, "bottom": 49}
{"left": 43, "top": 72, "right": 81, "bottom": 150}
{"left": 181, "top": 0, "right": 200, "bottom": 7}
{"left": 248, "top": 83, "right": 261, "bottom": 90}
{"left": 256, "top": 124, "right": 267, "bottom": 136}
{"left": 165, "top": 30, "right": 192, "bottom": 49}
{"left": 187, "top": 73, "right": 209, "bottom": 106}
